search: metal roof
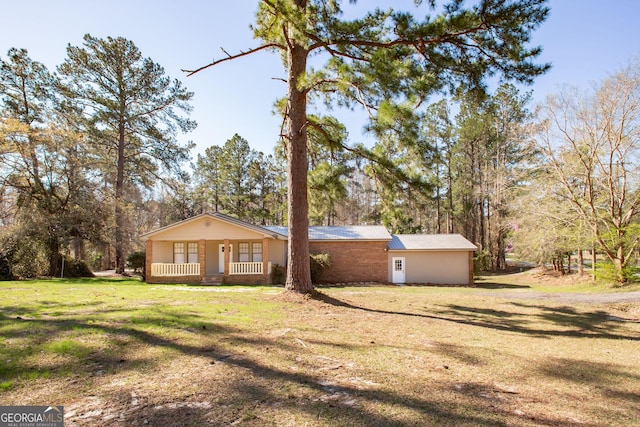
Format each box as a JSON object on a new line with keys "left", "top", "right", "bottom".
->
{"left": 388, "top": 234, "right": 477, "bottom": 251}
{"left": 264, "top": 225, "right": 392, "bottom": 241}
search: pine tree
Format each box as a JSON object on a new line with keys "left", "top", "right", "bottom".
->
{"left": 59, "top": 35, "right": 196, "bottom": 273}
{"left": 186, "top": 0, "right": 550, "bottom": 293}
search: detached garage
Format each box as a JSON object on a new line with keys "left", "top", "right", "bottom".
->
{"left": 388, "top": 234, "right": 477, "bottom": 285}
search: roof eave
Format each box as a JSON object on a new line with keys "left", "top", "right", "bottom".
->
{"left": 140, "top": 212, "right": 287, "bottom": 240}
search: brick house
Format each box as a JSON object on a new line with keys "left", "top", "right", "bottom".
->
{"left": 141, "top": 212, "right": 476, "bottom": 286}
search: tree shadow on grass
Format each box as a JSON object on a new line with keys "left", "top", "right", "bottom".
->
{"left": 311, "top": 291, "right": 640, "bottom": 341}
{"left": 4, "top": 293, "right": 629, "bottom": 426}
{"left": 0, "top": 305, "right": 238, "bottom": 386}
{"left": 0, "top": 302, "right": 527, "bottom": 426}
{"left": 471, "top": 282, "right": 531, "bottom": 290}
{"left": 537, "top": 357, "right": 640, "bottom": 421}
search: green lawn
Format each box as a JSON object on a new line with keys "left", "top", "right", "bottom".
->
{"left": 1, "top": 274, "right": 639, "bottom": 426}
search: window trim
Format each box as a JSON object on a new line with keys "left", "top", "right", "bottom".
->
{"left": 238, "top": 242, "right": 250, "bottom": 262}
{"left": 252, "top": 242, "right": 263, "bottom": 262}
{"left": 174, "top": 242, "right": 185, "bottom": 264}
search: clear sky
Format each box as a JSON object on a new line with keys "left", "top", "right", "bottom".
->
{"left": 1, "top": 1, "right": 639, "bottom": 160}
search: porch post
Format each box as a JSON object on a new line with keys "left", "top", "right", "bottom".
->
{"left": 223, "top": 239, "right": 230, "bottom": 276}
{"left": 145, "top": 239, "right": 153, "bottom": 283}
{"left": 262, "top": 237, "right": 270, "bottom": 284}
{"left": 199, "top": 239, "right": 206, "bottom": 281}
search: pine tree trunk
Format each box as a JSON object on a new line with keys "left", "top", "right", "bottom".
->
{"left": 496, "top": 229, "right": 507, "bottom": 270}
{"left": 447, "top": 157, "right": 454, "bottom": 233}
{"left": 284, "top": 9, "right": 313, "bottom": 294}
{"left": 115, "top": 120, "right": 126, "bottom": 274}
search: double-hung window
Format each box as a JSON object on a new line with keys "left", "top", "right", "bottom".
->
{"left": 238, "top": 242, "right": 250, "bottom": 262}
{"left": 252, "top": 243, "right": 263, "bottom": 262}
{"left": 174, "top": 243, "right": 185, "bottom": 264}
{"left": 187, "top": 242, "right": 198, "bottom": 263}
{"left": 174, "top": 242, "right": 198, "bottom": 263}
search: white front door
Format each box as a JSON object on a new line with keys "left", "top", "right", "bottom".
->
{"left": 218, "top": 244, "right": 233, "bottom": 273}
{"left": 392, "top": 257, "right": 406, "bottom": 284}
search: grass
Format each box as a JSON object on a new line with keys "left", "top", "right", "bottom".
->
{"left": 0, "top": 274, "right": 639, "bottom": 426}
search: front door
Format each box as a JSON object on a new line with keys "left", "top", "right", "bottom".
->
{"left": 218, "top": 244, "right": 233, "bottom": 274}
{"left": 392, "top": 257, "right": 405, "bottom": 284}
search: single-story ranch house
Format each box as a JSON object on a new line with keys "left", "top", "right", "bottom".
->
{"left": 141, "top": 212, "right": 477, "bottom": 286}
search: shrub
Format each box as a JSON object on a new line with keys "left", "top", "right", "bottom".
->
{"left": 127, "top": 251, "right": 146, "bottom": 279}
{"left": 0, "top": 252, "right": 13, "bottom": 280}
{"left": 594, "top": 260, "right": 637, "bottom": 285}
{"left": 474, "top": 249, "right": 492, "bottom": 273}
{"left": 310, "top": 253, "right": 332, "bottom": 283}
{"left": 271, "top": 263, "right": 286, "bottom": 285}
{"left": 62, "top": 258, "right": 94, "bottom": 278}
{"left": 8, "top": 241, "right": 48, "bottom": 278}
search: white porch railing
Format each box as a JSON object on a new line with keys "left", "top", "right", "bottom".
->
{"left": 151, "top": 263, "right": 200, "bottom": 276}
{"left": 229, "top": 262, "right": 271, "bottom": 275}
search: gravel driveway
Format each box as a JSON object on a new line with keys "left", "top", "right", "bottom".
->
{"left": 479, "top": 290, "right": 640, "bottom": 305}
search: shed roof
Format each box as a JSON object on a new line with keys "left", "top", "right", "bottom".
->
{"left": 264, "top": 225, "right": 392, "bottom": 241}
{"left": 388, "top": 234, "right": 477, "bottom": 251}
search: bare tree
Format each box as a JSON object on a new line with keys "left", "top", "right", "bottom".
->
{"left": 537, "top": 60, "right": 640, "bottom": 282}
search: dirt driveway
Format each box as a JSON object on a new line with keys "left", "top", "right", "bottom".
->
{"left": 481, "top": 289, "right": 640, "bottom": 304}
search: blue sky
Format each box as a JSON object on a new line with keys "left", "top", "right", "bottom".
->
{"left": 1, "top": 1, "right": 639, "bottom": 159}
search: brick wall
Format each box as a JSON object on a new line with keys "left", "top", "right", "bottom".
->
{"left": 309, "top": 240, "right": 389, "bottom": 283}
{"left": 223, "top": 274, "right": 269, "bottom": 285}
{"left": 147, "top": 275, "right": 201, "bottom": 285}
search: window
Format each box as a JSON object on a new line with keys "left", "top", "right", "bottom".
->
{"left": 239, "top": 242, "right": 250, "bottom": 262}
{"left": 174, "top": 242, "right": 185, "bottom": 264}
{"left": 187, "top": 242, "right": 198, "bottom": 263}
{"left": 252, "top": 242, "right": 263, "bottom": 262}
{"left": 394, "top": 259, "right": 403, "bottom": 271}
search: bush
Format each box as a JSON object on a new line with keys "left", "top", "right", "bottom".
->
{"left": 8, "top": 241, "right": 48, "bottom": 278}
{"left": 310, "top": 253, "right": 332, "bottom": 283}
{"left": 474, "top": 249, "right": 492, "bottom": 273}
{"left": 62, "top": 258, "right": 94, "bottom": 278}
{"left": 0, "top": 252, "right": 14, "bottom": 281}
{"left": 271, "top": 263, "right": 286, "bottom": 285}
{"left": 594, "top": 260, "right": 637, "bottom": 285}
{"left": 127, "top": 251, "right": 146, "bottom": 280}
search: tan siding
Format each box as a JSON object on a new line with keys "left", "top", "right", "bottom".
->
{"left": 389, "top": 250, "right": 472, "bottom": 285}
{"left": 309, "top": 240, "right": 388, "bottom": 283}
{"left": 268, "top": 240, "right": 286, "bottom": 266}
{"left": 151, "top": 217, "right": 267, "bottom": 241}
{"left": 152, "top": 241, "right": 174, "bottom": 263}
{"left": 205, "top": 241, "right": 219, "bottom": 275}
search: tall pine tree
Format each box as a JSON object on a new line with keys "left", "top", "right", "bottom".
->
{"left": 187, "top": 0, "right": 550, "bottom": 293}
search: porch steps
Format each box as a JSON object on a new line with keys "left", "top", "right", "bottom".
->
{"left": 201, "top": 275, "right": 224, "bottom": 286}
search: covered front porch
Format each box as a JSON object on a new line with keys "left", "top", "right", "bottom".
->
{"left": 140, "top": 212, "right": 288, "bottom": 285}
{"left": 145, "top": 237, "right": 275, "bottom": 285}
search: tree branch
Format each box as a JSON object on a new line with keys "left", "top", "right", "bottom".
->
{"left": 182, "top": 43, "right": 285, "bottom": 76}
